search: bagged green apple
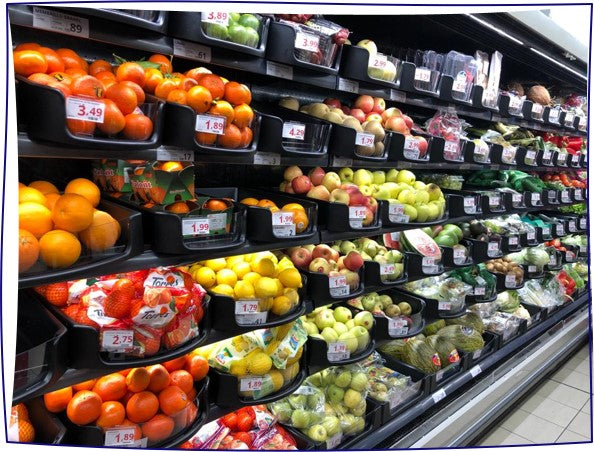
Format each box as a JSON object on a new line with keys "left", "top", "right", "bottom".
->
{"left": 202, "top": 13, "right": 263, "bottom": 48}
{"left": 268, "top": 382, "right": 326, "bottom": 429}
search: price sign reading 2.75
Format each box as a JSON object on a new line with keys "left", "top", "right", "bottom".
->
{"left": 195, "top": 114, "right": 226, "bottom": 135}
{"left": 66, "top": 97, "right": 105, "bottom": 123}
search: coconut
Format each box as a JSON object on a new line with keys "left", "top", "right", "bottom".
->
{"left": 527, "top": 85, "right": 551, "bottom": 106}
{"left": 506, "top": 81, "right": 525, "bottom": 97}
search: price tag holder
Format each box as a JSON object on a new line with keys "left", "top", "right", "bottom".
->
{"left": 527, "top": 231, "right": 536, "bottom": 241}
{"left": 102, "top": 330, "right": 134, "bottom": 352}
{"left": 472, "top": 349, "right": 483, "bottom": 359}
{"left": 564, "top": 112, "right": 575, "bottom": 126}
{"left": 473, "top": 286, "right": 486, "bottom": 296}
{"left": 530, "top": 193, "right": 541, "bottom": 204}
{"left": 556, "top": 224, "right": 565, "bottom": 235}
{"left": 508, "top": 236, "right": 519, "bottom": 246}
{"left": 414, "top": 67, "right": 431, "bottom": 83}
{"left": 438, "top": 301, "right": 452, "bottom": 311}
{"left": 443, "top": 141, "right": 459, "bottom": 159}
{"left": 173, "top": 39, "right": 211, "bottom": 62}
{"left": 66, "top": 97, "right": 105, "bottom": 123}
{"left": 509, "top": 95, "right": 523, "bottom": 111}
{"left": 355, "top": 132, "right": 375, "bottom": 147}
{"left": 572, "top": 154, "right": 580, "bottom": 165}
{"left": 487, "top": 241, "right": 500, "bottom": 257}
{"left": 388, "top": 203, "right": 409, "bottom": 223}
{"left": 422, "top": 256, "right": 439, "bottom": 274}
{"left": 542, "top": 226, "right": 551, "bottom": 238}
{"left": 369, "top": 53, "right": 388, "bottom": 69}
{"left": 295, "top": 32, "right": 319, "bottom": 53}
{"left": 337, "top": 78, "right": 358, "bottom": 93}
{"left": 561, "top": 190, "right": 571, "bottom": 203}
{"left": 240, "top": 377, "right": 264, "bottom": 392}
{"left": 548, "top": 191, "right": 557, "bottom": 202}
{"left": 33, "top": 7, "right": 89, "bottom": 37}
{"left": 549, "top": 254, "right": 557, "bottom": 266}
{"left": 326, "top": 433, "right": 343, "bottom": 449}
{"left": 272, "top": 212, "right": 296, "bottom": 237}
{"left": 463, "top": 197, "right": 476, "bottom": 214}
{"left": 568, "top": 220, "right": 577, "bottom": 233}
{"left": 329, "top": 275, "right": 349, "bottom": 297}
{"left": 156, "top": 149, "right": 194, "bottom": 162}
{"left": 388, "top": 317, "right": 409, "bottom": 337}
{"left": 253, "top": 152, "right": 281, "bottom": 166}
{"left": 195, "top": 114, "right": 225, "bottom": 134}
{"left": 549, "top": 109, "right": 560, "bottom": 123}
{"left": 380, "top": 263, "right": 396, "bottom": 276}
{"left": 557, "top": 154, "right": 568, "bottom": 166}
{"left": 532, "top": 103, "right": 544, "bottom": 115}
{"left": 488, "top": 195, "right": 501, "bottom": 208}
{"left": 332, "top": 156, "right": 353, "bottom": 167}
{"left": 390, "top": 90, "right": 406, "bottom": 102}
{"left": 432, "top": 388, "right": 447, "bottom": 404}
{"left": 282, "top": 122, "right": 306, "bottom": 140}
{"left": 348, "top": 206, "right": 367, "bottom": 228}
{"left": 528, "top": 265, "right": 538, "bottom": 273}
{"left": 235, "top": 300, "right": 268, "bottom": 326}
{"left": 453, "top": 247, "right": 467, "bottom": 264}
{"left": 452, "top": 76, "right": 467, "bottom": 93}
{"left": 327, "top": 341, "right": 350, "bottom": 361}
{"left": 502, "top": 147, "right": 517, "bottom": 163}
{"left": 266, "top": 61, "right": 293, "bottom": 80}
{"left": 182, "top": 217, "right": 210, "bottom": 236}
{"left": 580, "top": 218, "right": 587, "bottom": 229}
{"left": 202, "top": 11, "right": 229, "bottom": 26}
{"left": 525, "top": 150, "right": 537, "bottom": 163}
{"left": 104, "top": 428, "right": 137, "bottom": 447}
{"left": 512, "top": 193, "right": 522, "bottom": 204}
{"left": 566, "top": 251, "right": 575, "bottom": 262}
{"left": 575, "top": 190, "right": 583, "bottom": 201}
{"left": 505, "top": 274, "right": 517, "bottom": 288}
{"left": 469, "top": 365, "right": 482, "bottom": 378}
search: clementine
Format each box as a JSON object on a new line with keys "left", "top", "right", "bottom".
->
{"left": 19, "top": 229, "right": 39, "bottom": 273}
{"left": 125, "top": 367, "right": 150, "bottom": 393}
{"left": 38, "top": 230, "right": 82, "bottom": 268}
{"left": 93, "top": 373, "right": 127, "bottom": 402}
{"left": 66, "top": 390, "right": 102, "bottom": 425}
{"left": 96, "top": 401, "right": 126, "bottom": 430}
{"left": 79, "top": 210, "right": 121, "bottom": 252}
{"left": 146, "top": 365, "right": 170, "bottom": 392}
{"left": 126, "top": 391, "right": 159, "bottom": 424}
{"left": 141, "top": 414, "right": 175, "bottom": 443}
{"left": 43, "top": 386, "right": 73, "bottom": 413}
{"left": 19, "top": 202, "right": 53, "bottom": 239}
{"left": 52, "top": 193, "right": 94, "bottom": 231}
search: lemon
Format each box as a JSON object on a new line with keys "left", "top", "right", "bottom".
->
{"left": 275, "top": 257, "right": 295, "bottom": 275}
{"left": 243, "top": 253, "right": 255, "bottom": 262}
{"left": 211, "top": 284, "right": 235, "bottom": 298}
{"left": 274, "top": 278, "right": 285, "bottom": 296}
{"left": 253, "top": 251, "right": 278, "bottom": 265}
{"left": 278, "top": 267, "right": 303, "bottom": 289}
{"left": 216, "top": 268, "right": 238, "bottom": 286}
{"left": 286, "top": 346, "right": 303, "bottom": 365}
{"left": 274, "top": 322, "right": 294, "bottom": 340}
{"left": 243, "top": 272, "right": 262, "bottom": 286}
{"left": 265, "top": 340, "right": 281, "bottom": 355}
{"left": 255, "top": 277, "right": 279, "bottom": 298}
{"left": 194, "top": 266, "right": 216, "bottom": 288}
{"left": 231, "top": 336, "right": 251, "bottom": 352}
{"left": 234, "top": 280, "right": 255, "bottom": 299}
{"left": 259, "top": 297, "right": 274, "bottom": 311}
{"left": 280, "top": 362, "right": 300, "bottom": 381}
{"left": 230, "top": 359, "right": 248, "bottom": 376}
{"left": 283, "top": 288, "right": 300, "bottom": 306}
{"left": 247, "top": 351, "right": 273, "bottom": 375}
{"left": 226, "top": 255, "right": 245, "bottom": 267}
{"left": 189, "top": 263, "right": 202, "bottom": 273}
{"left": 204, "top": 258, "right": 227, "bottom": 272}
{"left": 268, "top": 370, "right": 284, "bottom": 391}
{"left": 271, "top": 295, "right": 293, "bottom": 316}
{"left": 251, "top": 257, "right": 275, "bottom": 277}
{"left": 232, "top": 262, "right": 252, "bottom": 279}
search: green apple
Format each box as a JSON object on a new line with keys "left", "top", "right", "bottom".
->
{"left": 333, "top": 322, "right": 348, "bottom": 336}
{"left": 372, "top": 171, "right": 386, "bottom": 184}
{"left": 204, "top": 22, "right": 229, "bottom": 40}
{"left": 291, "top": 409, "right": 312, "bottom": 428}
{"left": 374, "top": 186, "right": 391, "bottom": 200}
{"left": 338, "top": 167, "right": 354, "bottom": 183}
{"left": 309, "top": 333, "right": 324, "bottom": 341}
{"left": 327, "top": 384, "right": 345, "bottom": 403}
{"left": 386, "top": 168, "right": 399, "bottom": 182}
{"left": 229, "top": 12, "right": 241, "bottom": 23}
{"left": 238, "top": 13, "right": 260, "bottom": 30}
{"left": 415, "top": 204, "right": 430, "bottom": 222}
{"left": 334, "top": 370, "right": 352, "bottom": 388}
{"left": 396, "top": 169, "right": 416, "bottom": 185}
{"left": 345, "top": 319, "right": 355, "bottom": 329}
{"left": 413, "top": 181, "right": 426, "bottom": 190}
{"left": 426, "top": 183, "right": 442, "bottom": 201}
{"left": 351, "top": 326, "right": 370, "bottom": 351}
{"left": 308, "top": 373, "right": 323, "bottom": 387}
{"left": 303, "top": 321, "right": 319, "bottom": 336}
{"left": 343, "top": 388, "right": 363, "bottom": 409}
{"left": 360, "top": 293, "right": 379, "bottom": 311}
{"left": 402, "top": 204, "right": 418, "bottom": 221}
{"left": 321, "top": 327, "right": 339, "bottom": 343}
{"left": 354, "top": 311, "right": 374, "bottom": 330}
{"left": 289, "top": 394, "right": 308, "bottom": 409}
{"left": 363, "top": 241, "right": 379, "bottom": 258}
{"left": 385, "top": 250, "right": 403, "bottom": 263}
{"left": 338, "top": 331, "right": 359, "bottom": 353}
{"left": 350, "top": 399, "right": 367, "bottom": 416}
{"left": 340, "top": 240, "right": 357, "bottom": 255}
{"left": 426, "top": 203, "right": 440, "bottom": 220}
{"left": 397, "top": 302, "right": 412, "bottom": 315}
{"left": 307, "top": 392, "right": 325, "bottom": 410}
{"left": 340, "top": 413, "right": 357, "bottom": 435}
{"left": 315, "top": 309, "right": 335, "bottom": 330}
{"left": 322, "top": 369, "right": 335, "bottom": 386}
{"left": 378, "top": 294, "right": 393, "bottom": 307}
{"left": 353, "top": 169, "right": 373, "bottom": 186}
{"left": 321, "top": 416, "right": 341, "bottom": 437}
{"left": 397, "top": 189, "right": 415, "bottom": 205}
{"left": 228, "top": 23, "right": 259, "bottom": 47}
{"left": 360, "top": 185, "right": 374, "bottom": 196}
{"left": 349, "top": 372, "right": 368, "bottom": 391}
{"left": 273, "top": 401, "right": 292, "bottom": 422}
{"left": 415, "top": 190, "right": 430, "bottom": 204}
{"left": 333, "top": 306, "right": 353, "bottom": 323}
{"left": 307, "top": 424, "right": 328, "bottom": 442}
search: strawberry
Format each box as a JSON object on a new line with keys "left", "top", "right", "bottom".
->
{"left": 44, "top": 282, "right": 68, "bottom": 306}
{"left": 103, "top": 279, "right": 134, "bottom": 318}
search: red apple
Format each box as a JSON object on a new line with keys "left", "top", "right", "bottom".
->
{"left": 341, "top": 105, "right": 351, "bottom": 115}
{"left": 372, "top": 97, "right": 386, "bottom": 114}
{"left": 362, "top": 206, "right": 375, "bottom": 226}
{"left": 306, "top": 185, "right": 330, "bottom": 201}
{"left": 349, "top": 192, "right": 366, "bottom": 206}
{"left": 350, "top": 108, "right": 366, "bottom": 123}
{"left": 292, "top": 175, "right": 312, "bottom": 194}
{"left": 402, "top": 114, "right": 414, "bottom": 129}
{"left": 308, "top": 166, "right": 326, "bottom": 186}
{"left": 384, "top": 116, "right": 409, "bottom": 134}
{"left": 285, "top": 183, "right": 295, "bottom": 194}
{"left": 342, "top": 183, "right": 361, "bottom": 194}
{"left": 343, "top": 251, "right": 364, "bottom": 271}
{"left": 309, "top": 257, "right": 331, "bottom": 274}
{"left": 324, "top": 98, "right": 342, "bottom": 108}
{"left": 289, "top": 247, "right": 312, "bottom": 269}
{"left": 381, "top": 107, "right": 402, "bottom": 123}
{"left": 328, "top": 247, "right": 340, "bottom": 262}
{"left": 312, "top": 244, "right": 335, "bottom": 261}
{"left": 284, "top": 165, "right": 303, "bottom": 182}
{"left": 354, "top": 95, "right": 374, "bottom": 114}
{"left": 366, "top": 112, "right": 383, "bottom": 122}
{"left": 367, "top": 197, "right": 379, "bottom": 213}
{"left": 416, "top": 136, "right": 428, "bottom": 157}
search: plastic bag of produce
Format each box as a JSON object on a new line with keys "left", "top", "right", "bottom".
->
{"left": 435, "top": 325, "right": 485, "bottom": 353}
{"left": 268, "top": 382, "right": 325, "bottom": 428}
{"left": 426, "top": 110, "right": 463, "bottom": 161}
{"left": 483, "top": 312, "right": 522, "bottom": 339}
{"left": 468, "top": 302, "right": 498, "bottom": 319}
{"left": 495, "top": 290, "right": 521, "bottom": 313}
{"left": 266, "top": 319, "right": 308, "bottom": 369}
{"left": 360, "top": 352, "right": 420, "bottom": 406}
{"left": 252, "top": 423, "right": 298, "bottom": 450}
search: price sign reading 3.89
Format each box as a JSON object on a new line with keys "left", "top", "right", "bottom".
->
{"left": 203, "top": 12, "right": 229, "bottom": 26}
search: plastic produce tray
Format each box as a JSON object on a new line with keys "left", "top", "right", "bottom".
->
{"left": 299, "top": 266, "right": 365, "bottom": 308}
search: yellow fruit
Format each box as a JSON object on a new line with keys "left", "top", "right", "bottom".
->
{"left": 216, "top": 268, "right": 238, "bottom": 286}
{"left": 271, "top": 296, "right": 293, "bottom": 316}
{"left": 78, "top": 210, "right": 121, "bottom": 252}
{"left": 274, "top": 322, "right": 293, "bottom": 340}
{"left": 247, "top": 352, "right": 272, "bottom": 375}
{"left": 234, "top": 280, "right": 255, "bottom": 299}
{"left": 243, "top": 272, "right": 262, "bottom": 286}
{"left": 204, "top": 258, "right": 227, "bottom": 272}
{"left": 232, "top": 262, "right": 251, "bottom": 279}
{"left": 19, "top": 202, "right": 53, "bottom": 239}
{"left": 283, "top": 288, "right": 300, "bottom": 306}
{"left": 229, "top": 359, "right": 248, "bottom": 376}
{"left": 268, "top": 370, "right": 284, "bottom": 391}
{"left": 265, "top": 340, "right": 280, "bottom": 355}
{"left": 259, "top": 297, "right": 274, "bottom": 311}
{"left": 231, "top": 336, "right": 251, "bottom": 352}
{"left": 250, "top": 257, "right": 275, "bottom": 277}
{"left": 278, "top": 268, "right": 303, "bottom": 289}
{"left": 194, "top": 266, "right": 216, "bottom": 288}
{"left": 275, "top": 257, "right": 295, "bottom": 275}
{"left": 286, "top": 346, "right": 303, "bottom": 365}
{"left": 29, "top": 180, "right": 59, "bottom": 195}
{"left": 280, "top": 362, "right": 300, "bottom": 381}
{"left": 255, "top": 277, "right": 279, "bottom": 298}
{"left": 274, "top": 278, "right": 284, "bottom": 296}
{"left": 258, "top": 251, "right": 279, "bottom": 264}
{"left": 242, "top": 253, "right": 255, "bottom": 262}
{"left": 226, "top": 255, "right": 245, "bottom": 267}
{"left": 211, "top": 284, "right": 235, "bottom": 297}
{"left": 19, "top": 187, "right": 46, "bottom": 205}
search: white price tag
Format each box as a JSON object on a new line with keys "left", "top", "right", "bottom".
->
{"left": 235, "top": 302, "right": 268, "bottom": 326}
{"left": 33, "top": 7, "right": 89, "bottom": 37}
{"left": 548, "top": 191, "right": 557, "bottom": 202}
{"left": 240, "top": 377, "right": 263, "bottom": 391}
{"left": 512, "top": 193, "right": 522, "bottom": 204}
{"left": 295, "top": 32, "right": 319, "bottom": 53}
{"left": 474, "top": 286, "right": 486, "bottom": 296}
{"left": 453, "top": 247, "right": 467, "bottom": 264}
{"left": 542, "top": 150, "right": 553, "bottom": 162}
{"left": 173, "top": 39, "right": 211, "bottom": 62}
{"left": 509, "top": 96, "right": 523, "bottom": 110}
{"left": 568, "top": 220, "right": 577, "bottom": 232}
{"left": 525, "top": 150, "right": 536, "bottom": 162}
{"left": 390, "top": 90, "right": 406, "bottom": 102}
{"left": 349, "top": 206, "right": 367, "bottom": 220}
{"left": 438, "top": 301, "right": 452, "bottom": 311}
{"left": 549, "top": 254, "right": 557, "bottom": 266}
{"left": 472, "top": 349, "right": 483, "bottom": 359}
{"left": 104, "top": 428, "right": 136, "bottom": 447}
{"left": 273, "top": 224, "right": 295, "bottom": 237}
{"left": 469, "top": 365, "right": 482, "bottom": 377}
{"left": 508, "top": 236, "right": 519, "bottom": 246}
{"left": 422, "top": 256, "right": 439, "bottom": 274}
{"left": 388, "top": 317, "right": 409, "bottom": 337}
{"left": 266, "top": 61, "right": 293, "bottom": 80}
{"left": 380, "top": 263, "right": 396, "bottom": 275}
{"left": 575, "top": 190, "right": 583, "bottom": 200}
{"left": 502, "top": 147, "right": 517, "bottom": 163}
{"left": 272, "top": 212, "right": 296, "bottom": 237}
{"left": 156, "top": 149, "right": 194, "bottom": 162}
{"left": 452, "top": 77, "right": 467, "bottom": 93}
{"left": 326, "top": 433, "right": 343, "bottom": 449}
{"left": 505, "top": 274, "right": 517, "bottom": 288}
{"left": 390, "top": 232, "right": 401, "bottom": 241}
{"left": 572, "top": 154, "right": 580, "bottom": 165}
{"left": 565, "top": 112, "right": 575, "bottom": 126}
{"left": 527, "top": 231, "right": 536, "bottom": 241}
{"left": 182, "top": 218, "right": 209, "bottom": 236}
{"left": 487, "top": 241, "right": 500, "bottom": 257}
{"left": 388, "top": 203, "right": 409, "bottom": 223}
{"left": 542, "top": 227, "right": 551, "bottom": 237}
{"left": 556, "top": 224, "right": 565, "bottom": 235}
{"left": 580, "top": 218, "right": 587, "bottom": 229}
{"left": 355, "top": 132, "right": 375, "bottom": 147}
{"left": 66, "top": 97, "right": 105, "bottom": 123}
{"left": 463, "top": 197, "right": 476, "bottom": 214}
{"left": 414, "top": 67, "right": 431, "bottom": 82}
{"left": 282, "top": 122, "right": 306, "bottom": 140}
{"left": 443, "top": 141, "right": 459, "bottom": 159}
{"left": 327, "top": 341, "right": 350, "bottom": 361}
{"left": 329, "top": 275, "right": 349, "bottom": 297}
{"left": 561, "top": 190, "right": 571, "bottom": 203}
{"left": 531, "top": 193, "right": 541, "bottom": 204}
{"left": 432, "top": 388, "right": 447, "bottom": 404}
{"left": 528, "top": 265, "right": 537, "bottom": 273}
{"left": 337, "top": 78, "right": 359, "bottom": 93}
{"left": 532, "top": 103, "right": 544, "bottom": 115}
{"left": 195, "top": 114, "right": 225, "bottom": 135}
{"left": 370, "top": 53, "right": 388, "bottom": 69}
{"left": 549, "top": 109, "right": 560, "bottom": 122}
{"left": 579, "top": 116, "right": 587, "bottom": 127}
{"left": 566, "top": 251, "right": 575, "bottom": 262}
{"left": 557, "top": 154, "right": 568, "bottom": 165}
{"left": 488, "top": 195, "right": 501, "bottom": 207}
{"left": 253, "top": 152, "right": 281, "bottom": 166}
{"left": 202, "top": 11, "right": 229, "bottom": 26}
{"left": 101, "top": 330, "right": 134, "bottom": 352}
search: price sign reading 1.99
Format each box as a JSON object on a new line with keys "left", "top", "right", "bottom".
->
{"left": 66, "top": 97, "right": 105, "bottom": 123}
{"left": 182, "top": 218, "right": 210, "bottom": 236}
{"left": 195, "top": 114, "right": 226, "bottom": 135}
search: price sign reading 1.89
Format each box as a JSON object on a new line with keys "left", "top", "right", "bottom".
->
{"left": 282, "top": 122, "right": 306, "bottom": 140}
{"left": 104, "top": 428, "right": 137, "bottom": 446}
{"left": 66, "top": 97, "right": 105, "bottom": 123}
{"left": 355, "top": 132, "right": 374, "bottom": 147}
{"left": 182, "top": 218, "right": 210, "bottom": 236}
{"left": 295, "top": 32, "right": 320, "bottom": 53}
{"left": 195, "top": 114, "right": 226, "bottom": 135}
{"left": 240, "top": 377, "right": 263, "bottom": 392}
{"left": 203, "top": 12, "right": 229, "bottom": 26}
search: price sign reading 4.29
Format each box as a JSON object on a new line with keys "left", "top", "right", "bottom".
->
{"left": 66, "top": 97, "right": 105, "bottom": 123}
{"left": 202, "top": 12, "right": 229, "bottom": 26}
{"left": 282, "top": 122, "right": 306, "bottom": 140}
{"left": 195, "top": 114, "right": 226, "bottom": 135}
{"left": 104, "top": 428, "right": 137, "bottom": 446}
{"left": 102, "top": 330, "right": 134, "bottom": 352}
{"left": 295, "top": 32, "right": 320, "bottom": 53}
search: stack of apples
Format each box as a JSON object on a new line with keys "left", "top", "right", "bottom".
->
{"left": 279, "top": 166, "right": 377, "bottom": 226}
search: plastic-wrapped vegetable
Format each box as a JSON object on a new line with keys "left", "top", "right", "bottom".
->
{"left": 495, "top": 290, "right": 521, "bottom": 313}
{"left": 360, "top": 353, "right": 421, "bottom": 405}
{"left": 425, "top": 110, "right": 463, "bottom": 160}
{"left": 482, "top": 312, "right": 522, "bottom": 339}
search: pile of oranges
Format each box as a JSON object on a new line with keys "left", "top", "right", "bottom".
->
{"left": 18, "top": 178, "right": 121, "bottom": 273}
{"left": 41, "top": 353, "right": 208, "bottom": 445}
{"left": 9, "top": 403, "right": 35, "bottom": 443}
{"left": 240, "top": 198, "right": 309, "bottom": 234}
{"left": 14, "top": 43, "right": 154, "bottom": 140}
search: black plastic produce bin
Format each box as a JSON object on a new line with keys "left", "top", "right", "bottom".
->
{"left": 338, "top": 44, "right": 402, "bottom": 89}
{"left": 404, "top": 251, "right": 445, "bottom": 279}
{"left": 501, "top": 234, "right": 522, "bottom": 253}
{"left": 441, "top": 240, "right": 474, "bottom": 268}
{"left": 307, "top": 327, "right": 376, "bottom": 373}
{"left": 363, "top": 255, "right": 407, "bottom": 288}
{"left": 445, "top": 191, "right": 482, "bottom": 217}
{"left": 388, "top": 132, "right": 437, "bottom": 163}
{"left": 378, "top": 199, "right": 448, "bottom": 228}
{"left": 299, "top": 266, "right": 365, "bottom": 307}
{"left": 489, "top": 144, "right": 517, "bottom": 166}
{"left": 65, "top": 8, "right": 168, "bottom": 32}
{"left": 489, "top": 271, "right": 525, "bottom": 292}
{"left": 465, "top": 237, "right": 503, "bottom": 261}
{"left": 462, "top": 331, "right": 499, "bottom": 371}
{"left": 23, "top": 398, "right": 67, "bottom": 444}
{"left": 391, "top": 288, "right": 466, "bottom": 320}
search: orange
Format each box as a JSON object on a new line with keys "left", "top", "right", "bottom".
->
{"left": 126, "top": 391, "right": 159, "bottom": 424}
{"left": 239, "top": 126, "right": 253, "bottom": 148}
{"left": 19, "top": 186, "right": 46, "bottom": 205}
{"left": 57, "top": 48, "right": 88, "bottom": 71}
{"left": 186, "top": 85, "right": 213, "bottom": 114}
{"left": 116, "top": 62, "right": 146, "bottom": 87}
{"left": 15, "top": 419, "right": 35, "bottom": 442}
{"left": 95, "top": 71, "right": 117, "bottom": 89}
{"left": 28, "top": 72, "right": 55, "bottom": 85}
{"left": 47, "top": 81, "right": 72, "bottom": 97}
{"left": 18, "top": 182, "right": 26, "bottom": 188}
{"left": 96, "top": 401, "right": 126, "bottom": 430}
{"left": 164, "top": 201, "right": 189, "bottom": 214}
{"left": 66, "top": 390, "right": 102, "bottom": 425}
{"left": 163, "top": 356, "right": 187, "bottom": 373}
{"left": 123, "top": 114, "right": 153, "bottom": 141}
{"left": 49, "top": 71, "right": 73, "bottom": 85}
{"left": 64, "top": 67, "right": 88, "bottom": 79}
{"left": 105, "top": 82, "right": 138, "bottom": 115}
{"left": 199, "top": 74, "right": 225, "bottom": 100}
{"left": 240, "top": 197, "right": 259, "bottom": 206}
{"left": 175, "top": 401, "right": 197, "bottom": 429}
{"left": 224, "top": 81, "right": 251, "bottom": 105}
{"left": 158, "top": 385, "right": 189, "bottom": 416}
{"left": 120, "top": 80, "right": 145, "bottom": 104}
{"left": 67, "top": 118, "right": 96, "bottom": 136}
{"left": 98, "top": 99, "right": 126, "bottom": 135}
{"left": 141, "top": 414, "right": 175, "bottom": 443}
{"left": 19, "top": 229, "right": 39, "bottom": 273}
{"left": 186, "top": 387, "right": 197, "bottom": 402}
{"left": 154, "top": 78, "right": 179, "bottom": 100}
{"left": 72, "top": 379, "right": 97, "bottom": 392}
{"left": 204, "top": 199, "right": 227, "bottom": 211}
{"left": 71, "top": 75, "right": 104, "bottom": 98}
{"left": 43, "top": 386, "right": 73, "bottom": 413}
{"left": 92, "top": 373, "right": 127, "bottom": 402}
{"left": 257, "top": 199, "right": 277, "bottom": 208}
{"left": 144, "top": 68, "right": 165, "bottom": 94}
{"left": 148, "top": 54, "right": 172, "bottom": 74}
{"left": 147, "top": 364, "right": 170, "bottom": 392}
{"left": 179, "top": 77, "right": 198, "bottom": 91}
{"left": 52, "top": 193, "right": 94, "bottom": 231}
{"left": 185, "top": 67, "right": 212, "bottom": 82}
{"left": 293, "top": 210, "right": 309, "bottom": 233}
{"left": 160, "top": 161, "right": 184, "bottom": 172}
{"left": 79, "top": 210, "right": 121, "bottom": 252}
{"left": 282, "top": 203, "right": 305, "bottom": 212}
{"left": 167, "top": 88, "right": 188, "bottom": 105}
{"left": 208, "top": 100, "right": 234, "bottom": 124}
{"left": 89, "top": 59, "right": 113, "bottom": 76}
{"left": 37, "top": 47, "right": 65, "bottom": 73}
{"left": 126, "top": 367, "right": 150, "bottom": 393}
{"left": 65, "top": 178, "right": 101, "bottom": 207}
{"left": 217, "top": 124, "right": 242, "bottom": 149}
{"left": 29, "top": 180, "right": 59, "bottom": 195}
{"left": 119, "top": 419, "right": 142, "bottom": 441}
{"left": 39, "top": 230, "right": 82, "bottom": 268}
{"left": 195, "top": 131, "right": 217, "bottom": 146}
{"left": 13, "top": 50, "right": 48, "bottom": 76}
{"left": 15, "top": 42, "right": 41, "bottom": 51}
{"left": 232, "top": 104, "right": 254, "bottom": 128}
{"left": 185, "top": 354, "right": 209, "bottom": 381}
{"left": 19, "top": 202, "right": 53, "bottom": 239}
{"left": 169, "top": 370, "right": 194, "bottom": 394}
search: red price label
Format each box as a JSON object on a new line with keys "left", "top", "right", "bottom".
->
{"left": 380, "top": 263, "right": 395, "bottom": 275}
{"left": 349, "top": 206, "right": 367, "bottom": 219}
{"left": 328, "top": 341, "right": 347, "bottom": 354}
{"left": 104, "top": 428, "right": 137, "bottom": 446}
{"left": 272, "top": 211, "right": 294, "bottom": 226}
{"left": 295, "top": 32, "right": 319, "bottom": 53}
{"left": 203, "top": 11, "right": 229, "bottom": 26}
{"left": 388, "top": 203, "right": 404, "bottom": 216}
{"left": 195, "top": 114, "right": 226, "bottom": 135}
{"left": 355, "top": 132, "right": 375, "bottom": 147}
{"left": 102, "top": 330, "right": 134, "bottom": 352}
{"left": 66, "top": 97, "right": 105, "bottom": 123}
{"left": 370, "top": 53, "right": 388, "bottom": 69}
{"left": 282, "top": 122, "right": 305, "bottom": 140}
{"left": 240, "top": 377, "right": 263, "bottom": 391}
{"left": 329, "top": 275, "right": 347, "bottom": 288}
{"left": 404, "top": 136, "right": 420, "bottom": 151}
{"left": 235, "top": 300, "right": 259, "bottom": 314}
{"left": 414, "top": 67, "right": 431, "bottom": 82}
{"left": 182, "top": 218, "right": 209, "bottom": 236}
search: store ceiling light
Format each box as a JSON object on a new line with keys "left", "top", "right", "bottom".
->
{"left": 529, "top": 47, "right": 588, "bottom": 80}
{"left": 465, "top": 14, "right": 525, "bottom": 45}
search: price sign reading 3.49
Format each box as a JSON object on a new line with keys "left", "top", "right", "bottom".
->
{"left": 66, "top": 97, "right": 105, "bottom": 123}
